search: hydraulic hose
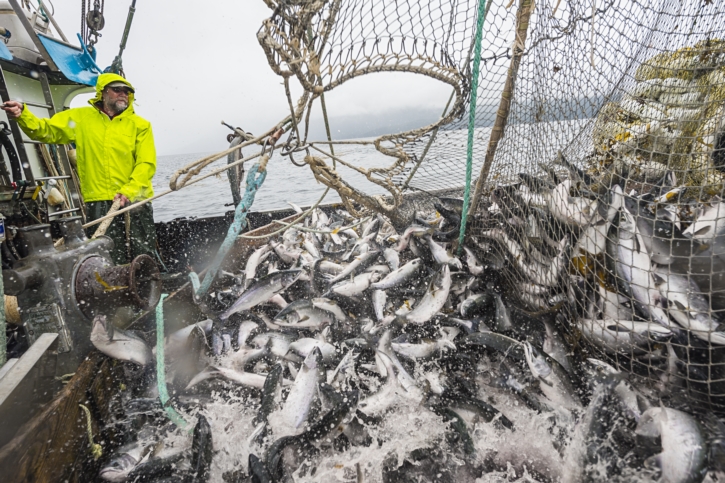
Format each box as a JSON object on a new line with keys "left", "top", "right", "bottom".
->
{"left": 0, "top": 123, "right": 22, "bottom": 182}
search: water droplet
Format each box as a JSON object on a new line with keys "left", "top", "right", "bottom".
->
{"left": 30, "top": 70, "right": 39, "bottom": 79}
{"left": 22, "top": 163, "right": 29, "bottom": 168}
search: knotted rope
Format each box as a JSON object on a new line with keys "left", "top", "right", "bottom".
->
{"left": 188, "top": 131, "right": 281, "bottom": 298}
{"left": 78, "top": 403, "right": 103, "bottom": 460}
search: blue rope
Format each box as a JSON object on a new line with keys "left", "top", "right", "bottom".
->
{"left": 155, "top": 293, "right": 189, "bottom": 430}
{"left": 458, "top": 0, "right": 490, "bottom": 254}
{"left": 190, "top": 162, "right": 267, "bottom": 297}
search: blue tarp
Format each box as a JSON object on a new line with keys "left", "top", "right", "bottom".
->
{"left": 0, "top": 41, "right": 11, "bottom": 62}
{"left": 37, "top": 33, "right": 101, "bottom": 86}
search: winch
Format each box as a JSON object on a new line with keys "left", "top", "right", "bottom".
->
{"left": 3, "top": 217, "right": 161, "bottom": 372}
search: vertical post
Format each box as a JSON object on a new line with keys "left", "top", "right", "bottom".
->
{"left": 466, "top": 0, "right": 535, "bottom": 222}
{"left": 0, "top": 264, "right": 5, "bottom": 367}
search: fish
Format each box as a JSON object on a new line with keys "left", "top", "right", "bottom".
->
{"left": 358, "top": 351, "right": 403, "bottom": 417}
{"left": 683, "top": 197, "right": 725, "bottom": 243}
{"left": 424, "top": 234, "right": 462, "bottom": 269}
{"left": 405, "top": 265, "right": 451, "bottom": 324}
{"left": 90, "top": 315, "right": 153, "bottom": 366}
{"left": 244, "top": 245, "right": 272, "bottom": 288}
{"left": 188, "top": 415, "right": 213, "bottom": 483}
{"left": 303, "top": 232, "right": 321, "bottom": 259}
{"left": 269, "top": 239, "right": 301, "bottom": 264}
{"left": 522, "top": 341, "right": 581, "bottom": 412}
{"left": 273, "top": 299, "right": 335, "bottom": 330}
{"left": 372, "top": 289, "right": 386, "bottom": 321}
{"left": 463, "top": 246, "right": 484, "bottom": 275}
{"left": 547, "top": 179, "right": 599, "bottom": 226}
{"left": 575, "top": 184, "right": 623, "bottom": 256}
{"left": 578, "top": 316, "right": 672, "bottom": 355}
{"left": 100, "top": 426, "right": 193, "bottom": 482}
{"left": 220, "top": 270, "right": 302, "bottom": 320}
{"left": 330, "top": 271, "right": 380, "bottom": 297}
{"left": 635, "top": 406, "right": 706, "bottom": 483}
{"left": 395, "top": 225, "right": 431, "bottom": 252}
{"left": 267, "top": 390, "right": 359, "bottom": 480}
{"left": 563, "top": 375, "right": 630, "bottom": 483}
{"left": 464, "top": 331, "right": 526, "bottom": 361}
{"left": 370, "top": 258, "right": 423, "bottom": 290}
{"left": 459, "top": 293, "right": 494, "bottom": 318}
{"left": 251, "top": 332, "right": 296, "bottom": 359}
{"left": 391, "top": 328, "right": 458, "bottom": 359}
{"left": 482, "top": 228, "right": 569, "bottom": 287}
{"left": 229, "top": 340, "right": 269, "bottom": 370}
{"left": 249, "top": 453, "right": 273, "bottom": 483}
{"left": 100, "top": 439, "right": 156, "bottom": 482}
{"left": 328, "top": 250, "right": 381, "bottom": 284}
{"left": 255, "top": 363, "right": 284, "bottom": 426}
{"left": 278, "top": 347, "right": 324, "bottom": 430}
{"left": 185, "top": 366, "right": 270, "bottom": 390}
{"left": 383, "top": 247, "right": 400, "bottom": 271}
{"left": 287, "top": 337, "right": 336, "bottom": 361}
{"left": 653, "top": 266, "right": 725, "bottom": 345}
{"left": 614, "top": 206, "right": 675, "bottom": 330}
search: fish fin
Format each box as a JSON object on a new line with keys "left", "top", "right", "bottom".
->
{"left": 651, "top": 272, "right": 666, "bottom": 285}
{"left": 637, "top": 394, "right": 652, "bottom": 414}
{"left": 673, "top": 300, "right": 687, "bottom": 311}
{"left": 605, "top": 324, "right": 631, "bottom": 333}
{"left": 693, "top": 225, "right": 712, "bottom": 237}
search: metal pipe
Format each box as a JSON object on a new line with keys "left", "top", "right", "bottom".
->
{"left": 47, "top": 207, "right": 80, "bottom": 217}
{"left": 21, "top": 101, "right": 53, "bottom": 110}
{"left": 109, "top": 0, "right": 136, "bottom": 73}
{"left": 35, "top": 176, "right": 71, "bottom": 181}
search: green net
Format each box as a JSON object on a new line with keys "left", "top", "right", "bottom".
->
{"left": 257, "top": 0, "right": 725, "bottom": 412}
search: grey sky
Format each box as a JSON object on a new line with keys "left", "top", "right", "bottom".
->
{"left": 51, "top": 1, "right": 452, "bottom": 156}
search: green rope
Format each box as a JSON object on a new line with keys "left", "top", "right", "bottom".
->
{"left": 155, "top": 293, "right": 190, "bottom": 430}
{"left": 458, "top": 0, "right": 490, "bottom": 254}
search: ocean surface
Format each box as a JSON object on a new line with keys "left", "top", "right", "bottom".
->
{"left": 151, "top": 118, "right": 590, "bottom": 223}
{"left": 152, "top": 144, "right": 393, "bottom": 222}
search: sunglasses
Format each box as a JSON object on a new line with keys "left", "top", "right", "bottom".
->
{"left": 108, "top": 86, "right": 132, "bottom": 94}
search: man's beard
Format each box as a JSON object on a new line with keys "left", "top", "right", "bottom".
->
{"left": 105, "top": 99, "right": 128, "bottom": 115}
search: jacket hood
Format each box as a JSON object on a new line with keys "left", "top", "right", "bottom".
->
{"left": 89, "top": 73, "right": 135, "bottom": 114}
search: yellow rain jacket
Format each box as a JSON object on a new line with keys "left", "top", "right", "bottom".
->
{"left": 16, "top": 73, "right": 156, "bottom": 203}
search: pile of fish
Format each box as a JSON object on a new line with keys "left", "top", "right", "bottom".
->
{"left": 478, "top": 155, "right": 725, "bottom": 402}
{"left": 89, "top": 192, "right": 725, "bottom": 482}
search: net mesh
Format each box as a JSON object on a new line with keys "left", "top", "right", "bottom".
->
{"left": 257, "top": 0, "right": 725, "bottom": 412}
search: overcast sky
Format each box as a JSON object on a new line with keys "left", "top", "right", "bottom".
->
{"left": 49, "top": 1, "right": 452, "bottom": 156}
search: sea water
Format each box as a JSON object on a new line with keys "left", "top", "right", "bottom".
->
{"left": 152, "top": 144, "right": 393, "bottom": 222}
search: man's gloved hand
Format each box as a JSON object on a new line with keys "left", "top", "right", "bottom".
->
{"left": 0, "top": 101, "right": 23, "bottom": 119}
{"left": 114, "top": 193, "right": 130, "bottom": 208}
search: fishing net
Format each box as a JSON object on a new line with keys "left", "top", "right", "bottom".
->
{"left": 257, "top": 0, "right": 725, "bottom": 412}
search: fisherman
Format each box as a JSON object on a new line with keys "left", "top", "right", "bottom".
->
{"left": 1, "top": 73, "right": 157, "bottom": 265}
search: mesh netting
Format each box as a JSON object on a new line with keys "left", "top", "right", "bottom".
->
{"left": 257, "top": 0, "right": 725, "bottom": 412}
